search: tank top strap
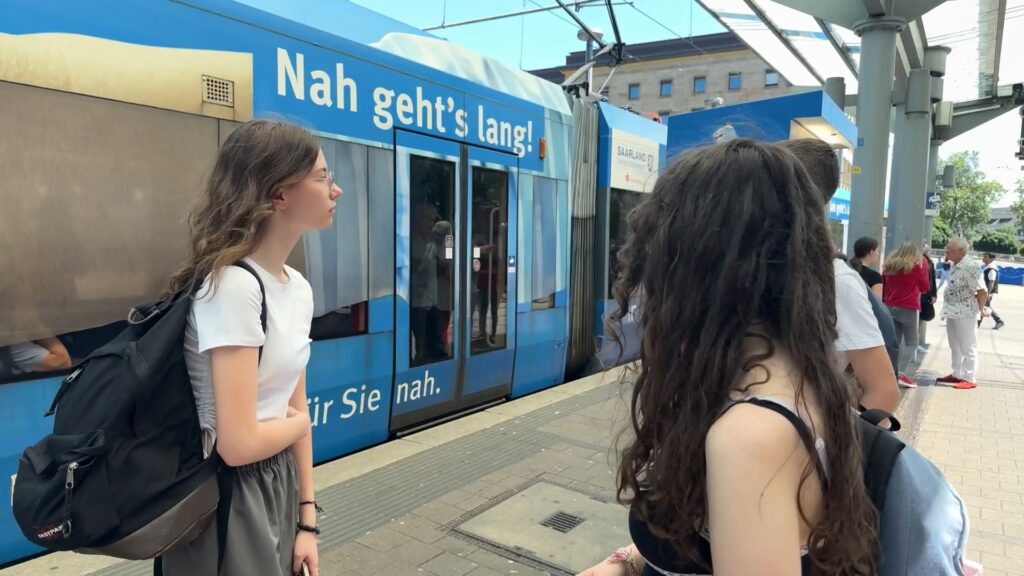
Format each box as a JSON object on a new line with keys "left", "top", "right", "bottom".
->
{"left": 721, "top": 395, "right": 829, "bottom": 484}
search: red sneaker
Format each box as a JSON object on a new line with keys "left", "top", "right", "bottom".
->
{"left": 953, "top": 380, "right": 977, "bottom": 390}
{"left": 898, "top": 374, "right": 919, "bottom": 388}
{"left": 936, "top": 374, "right": 961, "bottom": 383}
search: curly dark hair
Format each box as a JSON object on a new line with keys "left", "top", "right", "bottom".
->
{"left": 610, "top": 139, "right": 877, "bottom": 574}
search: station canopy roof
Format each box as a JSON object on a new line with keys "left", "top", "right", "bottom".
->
{"left": 695, "top": 0, "right": 1024, "bottom": 103}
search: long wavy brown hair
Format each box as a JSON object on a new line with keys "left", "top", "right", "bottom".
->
{"left": 610, "top": 139, "right": 877, "bottom": 574}
{"left": 166, "top": 119, "right": 320, "bottom": 297}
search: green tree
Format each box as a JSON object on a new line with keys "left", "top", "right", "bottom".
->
{"left": 935, "top": 151, "right": 1004, "bottom": 240}
{"left": 974, "top": 228, "right": 1021, "bottom": 255}
{"left": 931, "top": 215, "right": 952, "bottom": 248}
{"left": 1012, "top": 179, "right": 1024, "bottom": 228}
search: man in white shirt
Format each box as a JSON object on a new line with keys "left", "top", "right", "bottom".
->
{"left": 937, "top": 238, "right": 988, "bottom": 388}
{"left": 778, "top": 139, "right": 900, "bottom": 412}
{"left": 979, "top": 252, "right": 1005, "bottom": 330}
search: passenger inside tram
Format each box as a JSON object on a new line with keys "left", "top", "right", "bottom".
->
{"left": 410, "top": 201, "right": 443, "bottom": 364}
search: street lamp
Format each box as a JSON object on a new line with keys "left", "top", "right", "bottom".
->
{"left": 577, "top": 27, "right": 604, "bottom": 96}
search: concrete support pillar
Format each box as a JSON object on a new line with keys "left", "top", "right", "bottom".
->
{"left": 886, "top": 68, "right": 932, "bottom": 254}
{"left": 847, "top": 16, "right": 906, "bottom": 255}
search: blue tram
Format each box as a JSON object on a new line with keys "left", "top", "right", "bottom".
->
{"left": 0, "top": 0, "right": 677, "bottom": 565}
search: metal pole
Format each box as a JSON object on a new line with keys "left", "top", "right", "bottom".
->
{"left": 586, "top": 37, "right": 594, "bottom": 95}
{"left": 824, "top": 77, "right": 846, "bottom": 108}
{"left": 924, "top": 138, "right": 942, "bottom": 243}
{"left": 887, "top": 68, "right": 932, "bottom": 253}
{"left": 886, "top": 103, "right": 906, "bottom": 258}
{"left": 847, "top": 16, "right": 906, "bottom": 255}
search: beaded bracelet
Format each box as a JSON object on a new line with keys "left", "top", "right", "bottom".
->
{"left": 299, "top": 500, "right": 325, "bottom": 513}
{"left": 608, "top": 547, "right": 640, "bottom": 576}
{"left": 296, "top": 521, "right": 320, "bottom": 535}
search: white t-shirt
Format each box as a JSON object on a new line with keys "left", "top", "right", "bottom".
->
{"left": 833, "top": 259, "right": 885, "bottom": 370}
{"left": 184, "top": 258, "right": 313, "bottom": 455}
{"left": 0, "top": 341, "right": 50, "bottom": 375}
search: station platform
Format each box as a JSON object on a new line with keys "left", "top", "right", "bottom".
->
{"left": 3, "top": 286, "right": 1023, "bottom": 576}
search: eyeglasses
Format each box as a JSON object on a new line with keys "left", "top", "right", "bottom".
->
{"left": 311, "top": 170, "right": 334, "bottom": 188}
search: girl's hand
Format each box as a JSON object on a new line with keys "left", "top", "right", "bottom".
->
{"left": 292, "top": 531, "right": 318, "bottom": 576}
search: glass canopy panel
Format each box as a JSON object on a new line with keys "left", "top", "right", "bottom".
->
{"left": 824, "top": 23, "right": 861, "bottom": 73}
{"left": 924, "top": 0, "right": 981, "bottom": 100}
{"left": 699, "top": 0, "right": 821, "bottom": 86}
{"left": 755, "top": 0, "right": 859, "bottom": 92}
{"left": 996, "top": 0, "right": 1024, "bottom": 89}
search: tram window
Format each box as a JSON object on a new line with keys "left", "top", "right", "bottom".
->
{"left": 307, "top": 139, "right": 370, "bottom": 341}
{"left": 409, "top": 156, "right": 457, "bottom": 367}
{"left": 471, "top": 168, "right": 509, "bottom": 355}
{"left": 0, "top": 82, "right": 219, "bottom": 385}
{"left": 608, "top": 189, "right": 643, "bottom": 296}
{"left": 532, "top": 177, "right": 558, "bottom": 310}
{"left": 368, "top": 147, "right": 395, "bottom": 299}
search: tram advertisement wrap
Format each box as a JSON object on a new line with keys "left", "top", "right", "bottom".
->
{"left": 272, "top": 47, "right": 543, "bottom": 169}
{"left": 0, "top": 6, "right": 547, "bottom": 173}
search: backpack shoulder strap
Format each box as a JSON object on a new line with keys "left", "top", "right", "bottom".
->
{"left": 230, "top": 260, "right": 268, "bottom": 363}
{"left": 858, "top": 413, "right": 906, "bottom": 514}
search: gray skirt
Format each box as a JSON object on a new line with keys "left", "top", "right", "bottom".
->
{"left": 161, "top": 451, "right": 298, "bottom": 576}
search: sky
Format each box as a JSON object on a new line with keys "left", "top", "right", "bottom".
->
{"left": 940, "top": 108, "right": 1022, "bottom": 206}
{"left": 351, "top": 0, "right": 1023, "bottom": 206}
{"left": 350, "top": 0, "right": 725, "bottom": 70}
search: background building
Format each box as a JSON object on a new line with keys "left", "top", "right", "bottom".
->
{"left": 529, "top": 32, "right": 807, "bottom": 121}
{"left": 987, "top": 206, "right": 1024, "bottom": 241}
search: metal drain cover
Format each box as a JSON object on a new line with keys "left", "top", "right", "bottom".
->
{"left": 540, "top": 511, "right": 585, "bottom": 533}
{"left": 456, "top": 482, "right": 630, "bottom": 573}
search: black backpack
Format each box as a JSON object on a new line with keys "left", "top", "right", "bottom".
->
{"left": 864, "top": 286, "right": 899, "bottom": 376}
{"left": 12, "top": 262, "right": 265, "bottom": 563}
{"left": 836, "top": 257, "right": 898, "bottom": 377}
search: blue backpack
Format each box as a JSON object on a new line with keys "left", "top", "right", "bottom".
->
{"left": 859, "top": 410, "right": 970, "bottom": 575}
{"left": 742, "top": 399, "right": 969, "bottom": 574}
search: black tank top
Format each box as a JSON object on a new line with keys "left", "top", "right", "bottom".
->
{"left": 628, "top": 397, "right": 828, "bottom": 575}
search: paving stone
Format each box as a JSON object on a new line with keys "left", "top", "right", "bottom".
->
{"left": 420, "top": 552, "right": 479, "bottom": 576}
{"left": 355, "top": 527, "right": 413, "bottom": 552}
{"left": 388, "top": 538, "right": 445, "bottom": 566}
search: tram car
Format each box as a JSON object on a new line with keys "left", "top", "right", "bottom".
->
{"left": 0, "top": 0, "right": 669, "bottom": 565}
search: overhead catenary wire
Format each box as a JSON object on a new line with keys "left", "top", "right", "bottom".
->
{"left": 630, "top": 0, "right": 706, "bottom": 54}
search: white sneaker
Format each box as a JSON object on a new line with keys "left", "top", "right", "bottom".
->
{"left": 917, "top": 346, "right": 927, "bottom": 354}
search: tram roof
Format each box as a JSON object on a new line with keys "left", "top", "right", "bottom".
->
{"left": 226, "top": 0, "right": 571, "bottom": 114}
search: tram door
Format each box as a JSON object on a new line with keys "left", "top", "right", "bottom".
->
{"left": 391, "top": 130, "right": 518, "bottom": 431}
